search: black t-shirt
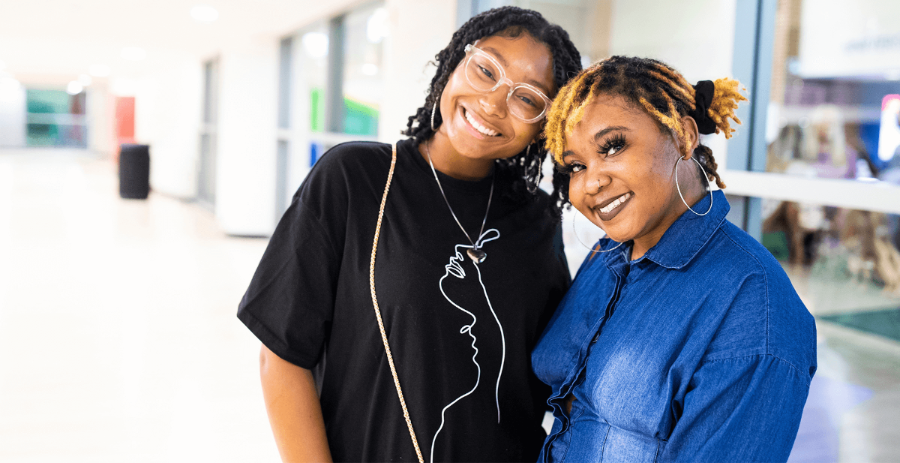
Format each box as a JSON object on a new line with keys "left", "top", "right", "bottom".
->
{"left": 238, "top": 138, "right": 570, "bottom": 462}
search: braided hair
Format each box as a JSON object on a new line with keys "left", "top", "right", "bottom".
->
{"left": 403, "top": 6, "right": 582, "bottom": 211}
{"left": 544, "top": 56, "right": 748, "bottom": 212}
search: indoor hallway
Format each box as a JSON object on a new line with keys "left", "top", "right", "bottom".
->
{"left": 0, "top": 150, "right": 278, "bottom": 462}
{"left": 1, "top": 151, "right": 899, "bottom": 462}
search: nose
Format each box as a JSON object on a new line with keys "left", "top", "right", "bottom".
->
{"left": 584, "top": 165, "right": 611, "bottom": 196}
{"left": 478, "top": 85, "right": 509, "bottom": 117}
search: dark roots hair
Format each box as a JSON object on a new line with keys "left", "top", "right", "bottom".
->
{"left": 402, "top": 6, "right": 582, "bottom": 214}
{"left": 544, "top": 55, "right": 748, "bottom": 213}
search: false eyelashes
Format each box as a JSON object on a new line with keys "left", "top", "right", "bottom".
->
{"left": 598, "top": 133, "right": 626, "bottom": 157}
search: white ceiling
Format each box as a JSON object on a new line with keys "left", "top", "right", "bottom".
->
{"left": 0, "top": 0, "right": 363, "bottom": 85}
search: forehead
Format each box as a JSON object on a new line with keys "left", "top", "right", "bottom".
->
{"left": 569, "top": 94, "right": 654, "bottom": 140}
{"left": 476, "top": 34, "right": 556, "bottom": 94}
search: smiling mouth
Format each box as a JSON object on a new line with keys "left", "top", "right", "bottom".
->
{"left": 599, "top": 192, "right": 631, "bottom": 214}
{"left": 593, "top": 192, "right": 632, "bottom": 220}
{"left": 463, "top": 108, "right": 501, "bottom": 137}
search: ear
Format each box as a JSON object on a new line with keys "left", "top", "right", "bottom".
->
{"left": 679, "top": 115, "right": 700, "bottom": 159}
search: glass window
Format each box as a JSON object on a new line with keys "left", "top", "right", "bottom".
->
{"left": 25, "top": 89, "right": 87, "bottom": 148}
{"left": 198, "top": 59, "right": 219, "bottom": 208}
{"left": 291, "top": 3, "right": 384, "bottom": 168}
{"left": 766, "top": 0, "right": 900, "bottom": 181}
{"left": 341, "top": 3, "right": 386, "bottom": 137}
{"left": 762, "top": 0, "right": 900, "bottom": 294}
{"left": 298, "top": 22, "right": 329, "bottom": 134}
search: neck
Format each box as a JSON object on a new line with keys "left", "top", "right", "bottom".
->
{"left": 630, "top": 161, "right": 707, "bottom": 261}
{"left": 419, "top": 133, "right": 494, "bottom": 181}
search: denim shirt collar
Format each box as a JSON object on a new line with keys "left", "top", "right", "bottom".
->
{"left": 596, "top": 190, "right": 730, "bottom": 270}
{"left": 638, "top": 189, "right": 729, "bottom": 269}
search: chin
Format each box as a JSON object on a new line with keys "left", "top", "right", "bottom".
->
{"left": 454, "top": 139, "right": 505, "bottom": 161}
{"left": 598, "top": 224, "right": 633, "bottom": 244}
{"left": 606, "top": 233, "right": 632, "bottom": 245}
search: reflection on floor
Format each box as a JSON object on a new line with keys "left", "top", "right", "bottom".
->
{"left": 0, "top": 150, "right": 277, "bottom": 462}
{"left": 787, "top": 261, "right": 900, "bottom": 462}
{"left": 1, "top": 151, "right": 899, "bottom": 462}
{"left": 819, "top": 310, "right": 900, "bottom": 343}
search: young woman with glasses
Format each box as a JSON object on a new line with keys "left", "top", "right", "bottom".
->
{"left": 237, "top": 7, "right": 582, "bottom": 462}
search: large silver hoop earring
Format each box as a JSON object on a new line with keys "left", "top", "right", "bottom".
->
{"left": 572, "top": 210, "right": 624, "bottom": 254}
{"left": 674, "top": 155, "right": 713, "bottom": 216}
{"left": 431, "top": 99, "right": 439, "bottom": 131}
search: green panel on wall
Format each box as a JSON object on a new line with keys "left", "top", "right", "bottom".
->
{"left": 310, "top": 88, "right": 324, "bottom": 132}
{"left": 26, "top": 124, "right": 87, "bottom": 147}
{"left": 26, "top": 89, "right": 71, "bottom": 114}
{"left": 25, "top": 89, "right": 87, "bottom": 147}
{"left": 343, "top": 97, "right": 378, "bottom": 136}
{"left": 26, "top": 124, "right": 59, "bottom": 146}
{"left": 310, "top": 88, "right": 378, "bottom": 136}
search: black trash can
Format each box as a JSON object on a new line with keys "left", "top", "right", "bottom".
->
{"left": 119, "top": 143, "right": 150, "bottom": 199}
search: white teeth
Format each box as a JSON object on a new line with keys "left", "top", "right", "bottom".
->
{"left": 600, "top": 192, "right": 631, "bottom": 214}
{"left": 464, "top": 109, "right": 499, "bottom": 137}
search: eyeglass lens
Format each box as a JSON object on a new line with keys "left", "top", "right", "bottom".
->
{"left": 465, "top": 53, "right": 546, "bottom": 121}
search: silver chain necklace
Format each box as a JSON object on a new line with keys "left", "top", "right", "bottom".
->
{"left": 423, "top": 143, "right": 495, "bottom": 264}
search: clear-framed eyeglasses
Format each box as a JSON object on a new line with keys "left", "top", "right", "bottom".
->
{"left": 463, "top": 43, "right": 553, "bottom": 123}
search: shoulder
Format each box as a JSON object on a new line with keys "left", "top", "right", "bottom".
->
{"left": 699, "top": 221, "right": 817, "bottom": 379}
{"left": 297, "top": 141, "right": 394, "bottom": 197}
{"left": 515, "top": 187, "right": 555, "bottom": 221}
{"left": 286, "top": 141, "right": 399, "bottom": 229}
{"left": 703, "top": 220, "right": 796, "bottom": 295}
{"left": 309, "top": 141, "right": 393, "bottom": 178}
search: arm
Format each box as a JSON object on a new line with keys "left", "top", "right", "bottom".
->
{"left": 260, "top": 344, "right": 333, "bottom": 463}
{"left": 661, "top": 354, "right": 811, "bottom": 462}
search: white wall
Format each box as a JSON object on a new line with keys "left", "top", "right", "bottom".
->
{"left": 0, "top": 75, "right": 26, "bottom": 147}
{"left": 214, "top": 41, "right": 279, "bottom": 236}
{"left": 134, "top": 55, "right": 203, "bottom": 200}
{"left": 798, "top": 0, "right": 900, "bottom": 79}
{"left": 86, "top": 83, "right": 114, "bottom": 156}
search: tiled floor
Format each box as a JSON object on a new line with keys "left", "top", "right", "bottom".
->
{"left": 1, "top": 150, "right": 898, "bottom": 462}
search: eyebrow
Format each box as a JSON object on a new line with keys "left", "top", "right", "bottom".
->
{"left": 482, "top": 46, "right": 508, "bottom": 67}
{"left": 482, "top": 45, "right": 553, "bottom": 95}
{"left": 561, "top": 126, "right": 630, "bottom": 160}
{"left": 593, "top": 126, "right": 629, "bottom": 142}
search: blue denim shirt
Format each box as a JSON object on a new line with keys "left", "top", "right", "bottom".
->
{"left": 532, "top": 191, "right": 817, "bottom": 463}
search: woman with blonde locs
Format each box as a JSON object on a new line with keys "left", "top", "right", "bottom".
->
{"left": 237, "top": 6, "right": 582, "bottom": 463}
{"left": 531, "top": 56, "right": 817, "bottom": 462}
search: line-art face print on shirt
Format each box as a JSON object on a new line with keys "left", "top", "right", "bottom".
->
{"left": 429, "top": 228, "right": 506, "bottom": 463}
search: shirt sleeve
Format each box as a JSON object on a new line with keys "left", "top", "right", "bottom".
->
{"left": 236, "top": 193, "right": 342, "bottom": 369}
{"left": 660, "top": 354, "right": 811, "bottom": 462}
{"left": 236, "top": 144, "right": 361, "bottom": 370}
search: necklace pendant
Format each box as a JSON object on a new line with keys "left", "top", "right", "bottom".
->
{"left": 467, "top": 248, "right": 487, "bottom": 264}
